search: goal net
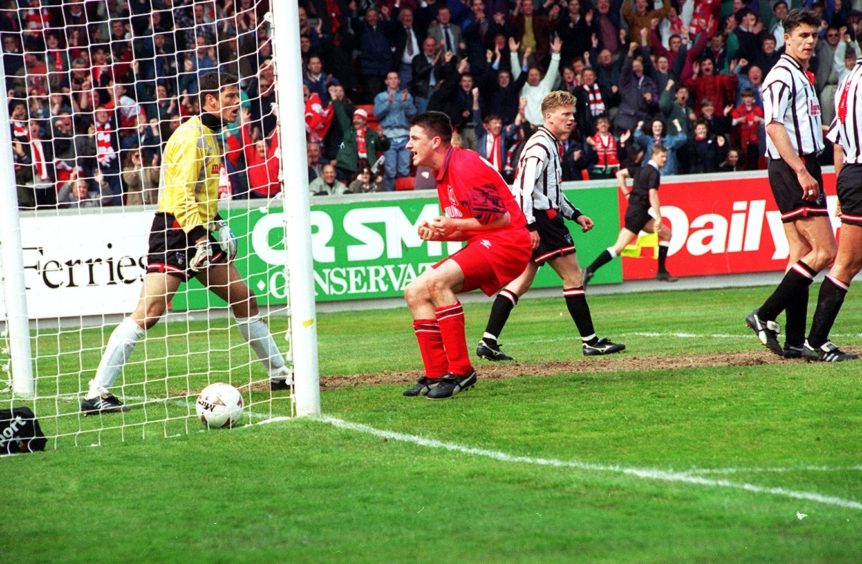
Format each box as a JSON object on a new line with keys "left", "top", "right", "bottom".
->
{"left": 0, "top": 0, "right": 318, "bottom": 449}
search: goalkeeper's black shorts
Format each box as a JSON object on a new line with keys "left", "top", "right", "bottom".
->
{"left": 146, "top": 213, "right": 226, "bottom": 281}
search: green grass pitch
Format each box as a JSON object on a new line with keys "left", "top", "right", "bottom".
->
{"left": 1, "top": 284, "right": 861, "bottom": 562}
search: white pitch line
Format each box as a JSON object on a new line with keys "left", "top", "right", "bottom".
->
{"left": 316, "top": 415, "right": 862, "bottom": 511}
{"left": 680, "top": 465, "right": 862, "bottom": 476}
{"left": 624, "top": 332, "right": 742, "bottom": 339}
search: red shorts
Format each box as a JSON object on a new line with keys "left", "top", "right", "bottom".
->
{"left": 435, "top": 229, "right": 532, "bottom": 296}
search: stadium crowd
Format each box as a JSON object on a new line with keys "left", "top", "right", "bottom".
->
{"left": 4, "top": 0, "right": 862, "bottom": 208}
{"left": 5, "top": 0, "right": 277, "bottom": 208}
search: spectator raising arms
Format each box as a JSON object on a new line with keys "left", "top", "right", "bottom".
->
{"left": 510, "top": 35, "right": 563, "bottom": 126}
{"left": 332, "top": 96, "right": 383, "bottom": 184}
{"left": 412, "top": 37, "right": 454, "bottom": 114}
{"left": 58, "top": 169, "right": 113, "bottom": 208}
{"left": 686, "top": 57, "right": 738, "bottom": 116}
{"left": 622, "top": 0, "right": 671, "bottom": 44}
{"left": 615, "top": 41, "right": 658, "bottom": 133}
{"left": 240, "top": 107, "right": 281, "bottom": 198}
{"left": 633, "top": 117, "right": 687, "bottom": 176}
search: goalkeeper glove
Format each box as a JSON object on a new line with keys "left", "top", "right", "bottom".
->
{"left": 211, "top": 220, "right": 238, "bottom": 261}
{"left": 189, "top": 239, "right": 213, "bottom": 272}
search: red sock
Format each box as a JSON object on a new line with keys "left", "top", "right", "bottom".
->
{"left": 435, "top": 303, "right": 473, "bottom": 376}
{"left": 413, "top": 319, "right": 447, "bottom": 378}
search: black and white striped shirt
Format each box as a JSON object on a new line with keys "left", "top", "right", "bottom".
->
{"left": 826, "top": 57, "right": 862, "bottom": 164}
{"left": 762, "top": 53, "right": 824, "bottom": 159}
{"left": 513, "top": 126, "right": 581, "bottom": 227}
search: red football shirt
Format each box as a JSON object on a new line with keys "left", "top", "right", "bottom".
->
{"left": 435, "top": 147, "right": 527, "bottom": 240}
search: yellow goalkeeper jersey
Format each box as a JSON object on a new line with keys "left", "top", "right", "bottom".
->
{"left": 157, "top": 115, "right": 222, "bottom": 232}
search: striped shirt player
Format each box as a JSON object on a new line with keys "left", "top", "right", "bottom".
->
{"left": 801, "top": 55, "right": 862, "bottom": 362}
{"left": 745, "top": 9, "right": 838, "bottom": 360}
{"left": 477, "top": 91, "right": 624, "bottom": 362}
{"left": 514, "top": 124, "right": 586, "bottom": 262}
{"left": 81, "top": 72, "right": 292, "bottom": 417}
{"left": 762, "top": 52, "right": 827, "bottom": 221}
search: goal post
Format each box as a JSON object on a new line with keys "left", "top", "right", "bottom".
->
{"left": 0, "top": 0, "right": 319, "bottom": 446}
{"left": 270, "top": 2, "right": 320, "bottom": 418}
{"left": 0, "top": 51, "right": 34, "bottom": 399}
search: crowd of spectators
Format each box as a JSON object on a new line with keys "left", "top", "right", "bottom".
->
{"left": 5, "top": 0, "right": 862, "bottom": 209}
{"left": 4, "top": 0, "right": 277, "bottom": 209}
{"left": 301, "top": 0, "right": 862, "bottom": 190}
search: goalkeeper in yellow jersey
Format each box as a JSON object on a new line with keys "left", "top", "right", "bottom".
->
{"left": 81, "top": 72, "right": 291, "bottom": 415}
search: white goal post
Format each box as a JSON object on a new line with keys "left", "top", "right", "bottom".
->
{"left": 270, "top": 1, "right": 319, "bottom": 418}
{"left": 0, "top": 0, "right": 319, "bottom": 447}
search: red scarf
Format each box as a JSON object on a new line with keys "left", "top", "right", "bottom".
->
{"left": 585, "top": 83, "right": 605, "bottom": 116}
{"left": 95, "top": 122, "right": 116, "bottom": 166}
{"left": 356, "top": 127, "right": 368, "bottom": 158}
{"left": 30, "top": 136, "right": 48, "bottom": 180}
{"left": 303, "top": 93, "right": 333, "bottom": 143}
{"left": 591, "top": 133, "right": 619, "bottom": 168}
{"left": 12, "top": 120, "right": 28, "bottom": 141}
{"left": 489, "top": 133, "right": 501, "bottom": 171}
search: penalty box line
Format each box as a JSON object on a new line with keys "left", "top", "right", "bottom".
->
{"left": 311, "top": 415, "right": 862, "bottom": 512}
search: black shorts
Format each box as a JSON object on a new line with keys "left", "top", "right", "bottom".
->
{"left": 624, "top": 203, "right": 652, "bottom": 234}
{"left": 146, "top": 213, "right": 226, "bottom": 281}
{"left": 532, "top": 209, "right": 576, "bottom": 265}
{"left": 837, "top": 163, "right": 862, "bottom": 227}
{"left": 767, "top": 156, "right": 828, "bottom": 223}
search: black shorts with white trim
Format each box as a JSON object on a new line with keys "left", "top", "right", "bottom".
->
{"left": 146, "top": 212, "right": 227, "bottom": 281}
{"left": 837, "top": 163, "right": 862, "bottom": 227}
{"left": 767, "top": 156, "right": 828, "bottom": 223}
{"left": 532, "top": 209, "right": 576, "bottom": 265}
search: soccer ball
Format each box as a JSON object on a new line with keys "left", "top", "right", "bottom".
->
{"left": 195, "top": 383, "right": 244, "bottom": 428}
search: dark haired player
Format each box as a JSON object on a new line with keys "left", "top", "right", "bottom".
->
{"left": 745, "top": 9, "right": 837, "bottom": 358}
{"left": 81, "top": 72, "right": 291, "bottom": 414}
{"left": 402, "top": 112, "right": 532, "bottom": 399}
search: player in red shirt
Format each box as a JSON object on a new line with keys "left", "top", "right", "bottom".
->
{"left": 402, "top": 112, "right": 532, "bottom": 399}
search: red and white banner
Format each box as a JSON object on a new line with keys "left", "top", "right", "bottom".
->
{"left": 621, "top": 172, "right": 839, "bottom": 280}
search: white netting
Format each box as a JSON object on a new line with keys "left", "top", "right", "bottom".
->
{"left": 0, "top": 0, "right": 296, "bottom": 448}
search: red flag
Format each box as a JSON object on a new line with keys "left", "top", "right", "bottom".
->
{"left": 304, "top": 93, "right": 333, "bottom": 143}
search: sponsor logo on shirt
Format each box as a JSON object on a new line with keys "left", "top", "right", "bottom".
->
{"left": 809, "top": 100, "right": 820, "bottom": 116}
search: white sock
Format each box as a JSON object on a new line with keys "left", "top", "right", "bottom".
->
{"left": 236, "top": 315, "right": 288, "bottom": 380}
{"left": 607, "top": 247, "right": 618, "bottom": 259}
{"left": 88, "top": 318, "right": 145, "bottom": 399}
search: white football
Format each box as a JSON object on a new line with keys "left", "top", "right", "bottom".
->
{"left": 196, "top": 383, "right": 244, "bottom": 428}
